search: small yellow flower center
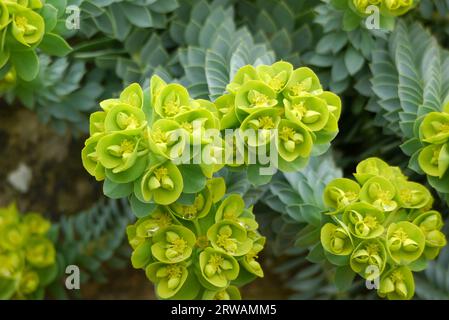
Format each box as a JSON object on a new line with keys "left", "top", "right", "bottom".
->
{"left": 248, "top": 90, "right": 271, "bottom": 107}
{"left": 268, "top": 76, "right": 284, "bottom": 92}
{"left": 292, "top": 102, "right": 307, "bottom": 119}
{"left": 163, "top": 101, "right": 180, "bottom": 116}
{"left": 15, "top": 16, "right": 28, "bottom": 30}
{"left": 166, "top": 264, "right": 183, "bottom": 278}
{"left": 280, "top": 126, "right": 303, "bottom": 153}
{"left": 431, "top": 147, "right": 441, "bottom": 165}
{"left": 120, "top": 139, "right": 135, "bottom": 154}
{"left": 117, "top": 112, "right": 139, "bottom": 130}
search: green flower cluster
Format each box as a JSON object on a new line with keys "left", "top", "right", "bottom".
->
{"left": 126, "top": 178, "right": 265, "bottom": 300}
{"left": 219, "top": 61, "right": 341, "bottom": 172}
{"left": 418, "top": 104, "right": 449, "bottom": 185}
{"left": 321, "top": 157, "right": 446, "bottom": 300}
{"left": 82, "top": 79, "right": 223, "bottom": 206}
{"left": 0, "top": 202, "right": 57, "bottom": 300}
{"left": 0, "top": 0, "right": 71, "bottom": 83}
{"left": 82, "top": 62, "right": 341, "bottom": 207}
{"left": 350, "top": 0, "right": 417, "bottom": 16}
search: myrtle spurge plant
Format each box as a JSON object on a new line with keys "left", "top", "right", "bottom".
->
{"left": 0, "top": 203, "right": 57, "bottom": 300}
{"left": 320, "top": 157, "right": 447, "bottom": 300}
{"left": 0, "top": 0, "right": 71, "bottom": 83}
{"left": 126, "top": 179, "right": 264, "bottom": 300}
{"left": 418, "top": 102, "right": 449, "bottom": 190}
{"left": 219, "top": 61, "right": 341, "bottom": 176}
{"left": 82, "top": 61, "right": 341, "bottom": 212}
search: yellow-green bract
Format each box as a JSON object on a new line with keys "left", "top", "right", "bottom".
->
{"left": 320, "top": 157, "right": 446, "bottom": 300}
{"left": 126, "top": 178, "right": 265, "bottom": 300}
{"left": 0, "top": 0, "right": 71, "bottom": 83}
{"left": 0, "top": 202, "right": 58, "bottom": 300}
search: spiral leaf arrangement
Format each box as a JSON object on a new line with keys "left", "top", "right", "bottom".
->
{"left": 0, "top": 203, "right": 58, "bottom": 300}
{"left": 319, "top": 157, "right": 447, "bottom": 300}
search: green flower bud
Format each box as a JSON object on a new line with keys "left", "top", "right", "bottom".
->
{"left": 199, "top": 248, "right": 239, "bottom": 289}
{"left": 420, "top": 112, "right": 449, "bottom": 144}
{"left": 226, "top": 65, "right": 259, "bottom": 94}
{"left": 151, "top": 225, "right": 196, "bottom": 264}
{"left": 350, "top": 239, "right": 386, "bottom": 279}
{"left": 277, "top": 119, "right": 313, "bottom": 162}
{"left": 360, "top": 176, "right": 397, "bottom": 212}
{"left": 418, "top": 143, "right": 449, "bottom": 178}
{"left": 120, "top": 83, "right": 144, "bottom": 109}
{"left": 396, "top": 181, "right": 432, "bottom": 209}
{"left": 283, "top": 67, "right": 323, "bottom": 100}
{"left": 353, "top": 157, "right": 392, "bottom": 184}
{"left": 81, "top": 135, "right": 106, "bottom": 181}
{"left": 215, "top": 93, "right": 240, "bottom": 130}
{"left": 174, "top": 109, "right": 218, "bottom": 144}
{"left": 239, "top": 108, "right": 281, "bottom": 147}
{"left": 207, "top": 220, "right": 252, "bottom": 256}
{"left": 169, "top": 189, "right": 213, "bottom": 220}
{"left": 215, "top": 194, "right": 245, "bottom": 221}
{"left": 9, "top": 4, "right": 45, "bottom": 47}
{"left": 145, "top": 262, "right": 190, "bottom": 299}
{"left": 386, "top": 222, "right": 425, "bottom": 265}
{"left": 323, "top": 178, "right": 360, "bottom": 211}
{"left": 148, "top": 119, "right": 187, "bottom": 160}
{"left": 96, "top": 132, "right": 147, "bottom": 177}
{"left": 321, "top": 223, "right": 353, "bottom": 256}
{"left": 104, "top": 104, "right": 147, "bottom": 133}
{"left": 154, "top": 84, "right": 191, "bottom": 118}
{"left": 242, "top": 236, "right": 265, "bottom": 277}
{"left": 140, "top": 162, "right": 183, "bottom": 205}
{"left": 378, "top": 267, "right": 414, "bottom": 300}
{"left": 343, "top": 203, "right": 385, "bottom": 239}
{"left": 256, "top": 61, "right": 293, "bottom": 93}
{"left": 235, "top": 80, "right": 278, "bottom": 118}
{"left": 284, "top": 96, "right": 330, "bottom": 132}
{"left": 150, "top": 75, "right": 167, "bottom": 107}
{"left": 413, "top": 211, "right": 447, "bottom": 249}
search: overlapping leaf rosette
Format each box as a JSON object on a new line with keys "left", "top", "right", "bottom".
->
{"left": 126, "top": 179, "right": 265, "bottom": 300}
{"left": 417, "top": 102, "right": 449, "bottom": 196}
{"left": 0, "top": 203, "right": 58, "bottom": 300}
{"left": 0, "top": 0, "right": 71, "bottom": 85}
{"left": 217, "top": 61, "right": 341, "bottom": 183}
{"left": 319, "top": 157, "right": 447, "bottom": 300}
{"left": 331, "top": 0, "right": 418, "bottom": 31}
